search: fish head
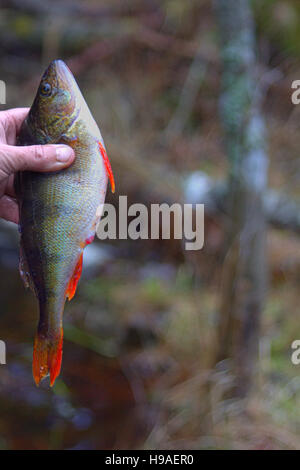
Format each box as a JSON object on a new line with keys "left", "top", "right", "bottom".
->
{"left": 27, "top": 59, "right": 80, "bottom": 142}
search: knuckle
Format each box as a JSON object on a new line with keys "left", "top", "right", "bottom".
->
{"left": 0, "top": 147, "right": 11, "bottom": 173}
{"left": 1, "top": 111, "right": 15, "bottom": 133}
{"left": 33, "top": 145, "right": 47, "bottom": 161}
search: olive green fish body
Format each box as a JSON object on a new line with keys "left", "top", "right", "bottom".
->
{"left": 16, "top": 60, "right": 112, "bottom": 385}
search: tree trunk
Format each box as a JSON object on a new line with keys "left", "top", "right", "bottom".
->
{"left": 213, "top": 0, "right": 268, "bottom": 399}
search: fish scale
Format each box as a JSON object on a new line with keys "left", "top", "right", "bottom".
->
{"left": 15, "top": 59, "right": 115, "bottom": 386}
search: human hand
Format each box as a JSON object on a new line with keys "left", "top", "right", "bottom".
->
{"left": 0, "top": 108, "right": 75, "bottom": 224}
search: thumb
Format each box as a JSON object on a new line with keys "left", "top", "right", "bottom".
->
{"left": 0, "top": 143, "right": 75, "bottom": 175}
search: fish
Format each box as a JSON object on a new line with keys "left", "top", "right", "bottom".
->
{"left": 15, "top": 59, "right": 115, "bottom": 386}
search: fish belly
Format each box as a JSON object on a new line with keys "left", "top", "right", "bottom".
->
{"left": 19, "top": 135, "right": 107, "bottom": 385}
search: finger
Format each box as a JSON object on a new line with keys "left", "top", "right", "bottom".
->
{"left": 0, "top": 195, "right": 19, "bottom": 224}
{"left": 0, "top": 108, "right": 29, "bottom": 145}
{"left": 5, "top": 174, "right": 16, "bottom": 198}
{"left": 0, "top": 144, "right": 75, "bottom": 176}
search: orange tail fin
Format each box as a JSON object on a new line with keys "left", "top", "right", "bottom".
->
{"left": 32, "top": 329, "right": 63, "bottom": 387}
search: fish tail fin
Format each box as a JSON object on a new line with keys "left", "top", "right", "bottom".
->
{"left": 33, "top": 328, "right": 63, "bottom": 387}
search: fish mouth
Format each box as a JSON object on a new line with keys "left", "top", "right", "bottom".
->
{"left": 50, "top": 59, "right": 75, "bottom": 90}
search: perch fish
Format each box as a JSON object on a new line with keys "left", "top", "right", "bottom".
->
{"left": 15, "top": 59, "right": 115, "bottom": 386}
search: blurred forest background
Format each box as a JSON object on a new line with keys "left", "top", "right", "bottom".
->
{"left": 0, "top": 0, "right": 300, "bottom": 450}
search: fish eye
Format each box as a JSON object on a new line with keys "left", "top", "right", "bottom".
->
{"left": 40, "top": 82, "right": 52, "bottom": 97}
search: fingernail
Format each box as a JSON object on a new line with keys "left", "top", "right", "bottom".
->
{"left": 56, "top": 145, "right": 73, "bottom": 162}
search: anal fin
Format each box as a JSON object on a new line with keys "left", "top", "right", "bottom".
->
{"left": 66, "top": 252, "right": 83, "bottom": 301}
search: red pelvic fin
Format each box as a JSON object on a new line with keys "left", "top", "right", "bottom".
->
{"left": 98, "top": 140, "right": 115, "bottom": 193}
{"left": 33, "top": 329, "right": 63, "bottom": 387}
{"left": 66, "top": 252, "right": 83, "bottom": 301}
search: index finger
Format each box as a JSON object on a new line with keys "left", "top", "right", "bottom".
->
{"left": 0, "top": 108, "right": 29, "bottom": 145}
